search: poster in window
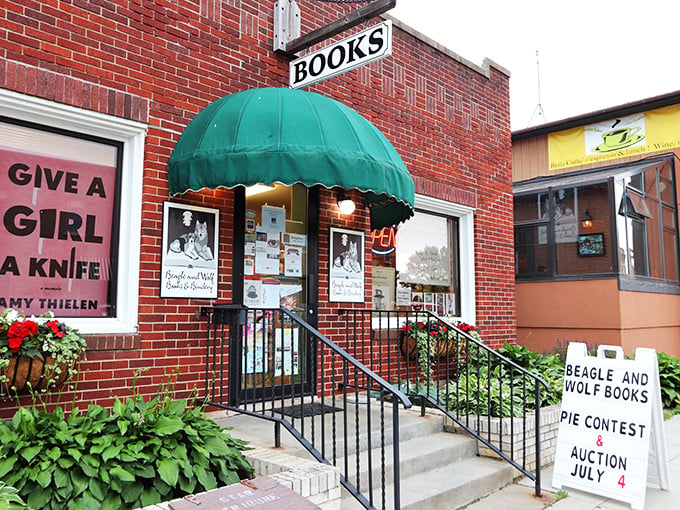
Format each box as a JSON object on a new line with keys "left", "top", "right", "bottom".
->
{"left": 396, "top": 286, "right": 412, "bottom": 307}
{"left": 255, "top": 227, "right": 280, "bottom": 275}
{"left": 284, "top": 246, "right": 302, "bottom": 276}
{"left": 329, "top": 227, "right": 364, "bottom": 302}
{"left": 372, "top": 266, "right": 395, "bottom": 310}
{"left": 243, "top": 278, "right": 262, "bottom": 307}
{"left": 274, "top": 327, "right": 299, "bottom": 377}
{"left": 161, "top": 202, "right": 219, "bottom": 299}
{"left": 261, "top": 205, "right": 286, "bottom": 237}
{"left": 539, "top": 189, "right": 579, "bottom": 244}
{"left": 0, "top": 134, "right": 118, "bottom": 317}
{"left": 243, "top": 318, "right": 268, "bottom": 374}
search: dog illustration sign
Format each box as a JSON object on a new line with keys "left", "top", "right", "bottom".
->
{"left": 161, "top": 202, "right": 219, "bottom": 298}
{"left": 329, "top": 227, "right": 364, "bottom": 302}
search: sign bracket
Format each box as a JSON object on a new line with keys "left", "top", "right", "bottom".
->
{"left": 273, "top": 0, "right": 395, "bottom": 56}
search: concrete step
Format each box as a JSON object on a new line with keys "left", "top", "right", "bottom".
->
{"left": 213, "top": 404, "right": 445, "bottom": 460}
{"left": 213, "top": 406, "right": 516, "bottom": 510}
{"left": 342, "top": 455, "right": 515, "bottom": 510}
{"left": 343, "top": 431, "right": 480, "bottom": 487}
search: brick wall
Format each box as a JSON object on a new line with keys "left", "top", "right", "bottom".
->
{"left": 0, "top": 0, "right": 513, "bottom": 416}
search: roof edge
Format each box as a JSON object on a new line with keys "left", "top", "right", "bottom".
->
{"left": 513, "top": 89, "right": 680, "bottom": 140}
{"left": 384, "top": 14, "right": 511, "bottom": 79}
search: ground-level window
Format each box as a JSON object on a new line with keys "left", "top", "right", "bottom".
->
{"left": 371, "top": 194, "right": 475, "bottom": 323}
{"left": 513, "top": 157, "right": 679, "bottom": 288}
{"left": 0, "top": 91, "right": 145, "bottom": 334}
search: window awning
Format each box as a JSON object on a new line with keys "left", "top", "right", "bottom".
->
{"left": 168, "top": 87, "right": 415, "bottom": 229}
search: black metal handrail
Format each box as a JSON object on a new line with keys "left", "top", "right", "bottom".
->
{"left": 200, "top": 305, "right": 412, "bottom": 510}
{"left": 338, "top": 309, "right": 551, "bottom": 497}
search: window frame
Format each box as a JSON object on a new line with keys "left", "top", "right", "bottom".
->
{"left": 412, "top": 194, "right": 476, "bottom": 325}
{"left": 0, "top": 89, "right": 146, "bottom": 334}
{"left": 513, "top": 156, "right": 680, "bottom": 293}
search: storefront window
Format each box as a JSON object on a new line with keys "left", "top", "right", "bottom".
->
{"left": 616, "top": 161, "right": 678, "bottom": 280}
{"left": 0, "top": 91, "right": 145, "bottom": 333}
{"left": 514, "top": 158, "right": 680, "bottom": 287}
{"left": 372, "top": 204, "right": 464, "bottom": 317}
{"left": 242, "top": 183, "right": 308, "bottom": 315}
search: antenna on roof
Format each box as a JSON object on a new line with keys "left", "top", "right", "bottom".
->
{"left": 528, "top": 50, "right": 546, "bottom": 127}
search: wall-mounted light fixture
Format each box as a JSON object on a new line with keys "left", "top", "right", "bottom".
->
{"left": 581, "top": 209, "right": 593, "bottom": 229}
{"left": 337, "top": 193, "right": 356, "bottom": 215}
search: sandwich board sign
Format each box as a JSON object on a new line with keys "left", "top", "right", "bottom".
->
{"left": 552, "top": 343, "right": 671, "bottom": 509}
{"left": 289, "top": 20, "right": 392, "bottom": 89}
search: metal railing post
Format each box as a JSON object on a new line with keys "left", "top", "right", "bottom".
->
{"left": 392, "top": 397, "right": 401, "bottom": 510}
{"left": 534, "top": 383, "right": 542, "bottom": 497}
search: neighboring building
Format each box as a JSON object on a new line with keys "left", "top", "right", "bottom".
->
{"left": 0, "top": 1, "right": 514, "bottom": 416}
{"left": 513, "top": 91, "right": 680, "bottom": 356}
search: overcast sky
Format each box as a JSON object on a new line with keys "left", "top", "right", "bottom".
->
{"left": 390, "top": 0, "right": 680, "bottom": 131}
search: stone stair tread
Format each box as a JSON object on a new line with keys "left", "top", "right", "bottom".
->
{"left": 398, "top": 456, "right": 515, "bottom": 509}
{"left": 343, "top": 456, "right": 515, "bottom": 510}
{"left": 398, "top": 431, "right": 478, "bottom": 460}
{"left": 343, "top": 431, "right": 479, "bottom": 481}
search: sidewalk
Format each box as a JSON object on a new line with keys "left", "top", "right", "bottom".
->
{"left": 464, "top": 413, "right": 680, "bottom": 509}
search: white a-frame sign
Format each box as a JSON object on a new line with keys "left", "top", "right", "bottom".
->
{"left": 552, "top": 343, "right": 671, "bottom": 509}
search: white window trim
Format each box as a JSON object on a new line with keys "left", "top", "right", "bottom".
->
{"left": 413, "top": 193, "right": 476, "bottom": 326}
{"left": 0, "top": 89, "right": 146, "bottom": 335}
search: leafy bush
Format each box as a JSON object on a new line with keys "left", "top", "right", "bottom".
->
{"left": 443, "top": 342, "right": 565, "bottom": 418}
{"left": 442, "top": 342, "right": 564, "bottom": 418}
{"left": 0, "top": 481, "right": 30, "bottom": 509}
{"left": 496, "top": 342, "right": 565, "bottom": 406}
{"left": 658, "top": 352, "right": 680, "bottom": 414}
{"left": 0, "top": 393, "right": 254, "bottom": 509}
{"left": 443, "top": 340, "right": 680, "bottom": 419}
{"left": 443, "top": 372, "right": 526, "bottom": 418}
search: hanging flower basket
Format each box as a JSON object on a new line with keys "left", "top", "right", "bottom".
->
{"left": 398, "top": 328, "right": 461, "bottom": 359}
{"left": 0, "top": 308, "right": 86, "bottom": 395}
{"left": 1, "top": 356, "right": 71, "bottom": 394}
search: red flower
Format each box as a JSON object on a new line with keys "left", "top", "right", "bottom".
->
{"left": 8, "top": 336, "right": 22, "bottom": 353}
{"left": 46, "top": 319, "right": 66, "bottom": 338}
{"left": 8, "top": 320, "right": 38, "bottom": 340}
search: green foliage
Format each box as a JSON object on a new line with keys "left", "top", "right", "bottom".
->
{"left": 0, "top": 481, "right": 31, "bottom": 509}
{"left": 439, "top": 338, "right": 680, "bottom": 420}
{"left": 658, "top": 352, "right": 680, "bottom": 414}
{"left": 0, "top": 390, "right": 254, "bottom": 509}
{"left": 496, "top": 342, "right": 565, "bottom": 406}
{"left": 0, "top": 308, "right": 86, "bottom": 394}
{"left": 444, "top": 342, "right": 564, "bottom": 418}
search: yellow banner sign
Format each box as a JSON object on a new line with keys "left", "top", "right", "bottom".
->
{"left": 548, "top": 103, "right": 680, "bottom": 171}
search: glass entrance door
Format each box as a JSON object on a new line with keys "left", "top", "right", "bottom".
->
{"left": 233, "top": 183, "right": 315, "bottom": 404}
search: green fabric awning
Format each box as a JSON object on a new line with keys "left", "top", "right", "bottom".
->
{"left": 168, "top": 87, "right": 414, "bottom": 229}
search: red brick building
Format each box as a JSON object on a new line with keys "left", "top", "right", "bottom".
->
{"left": 0, "top": 1, "right": 514, "bottom": 416}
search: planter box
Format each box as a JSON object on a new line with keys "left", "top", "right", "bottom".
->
{"left": 444, "top": 404, "right": 561, "bottom": 474}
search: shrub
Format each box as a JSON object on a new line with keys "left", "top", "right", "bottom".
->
{"left": 0, "top": 481, "right": 30, "bottom": 509}
{"left": 658, "top": 352, "right": 680, "bottom": 414}
{"left": 0, "top": 392, "right": 253, "bottom": 509}
{"left": 496, "top": 342, "right": 564, "bottom": 406}
{"left": 443, "top": 342, "right": 564, "bottom": 418}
